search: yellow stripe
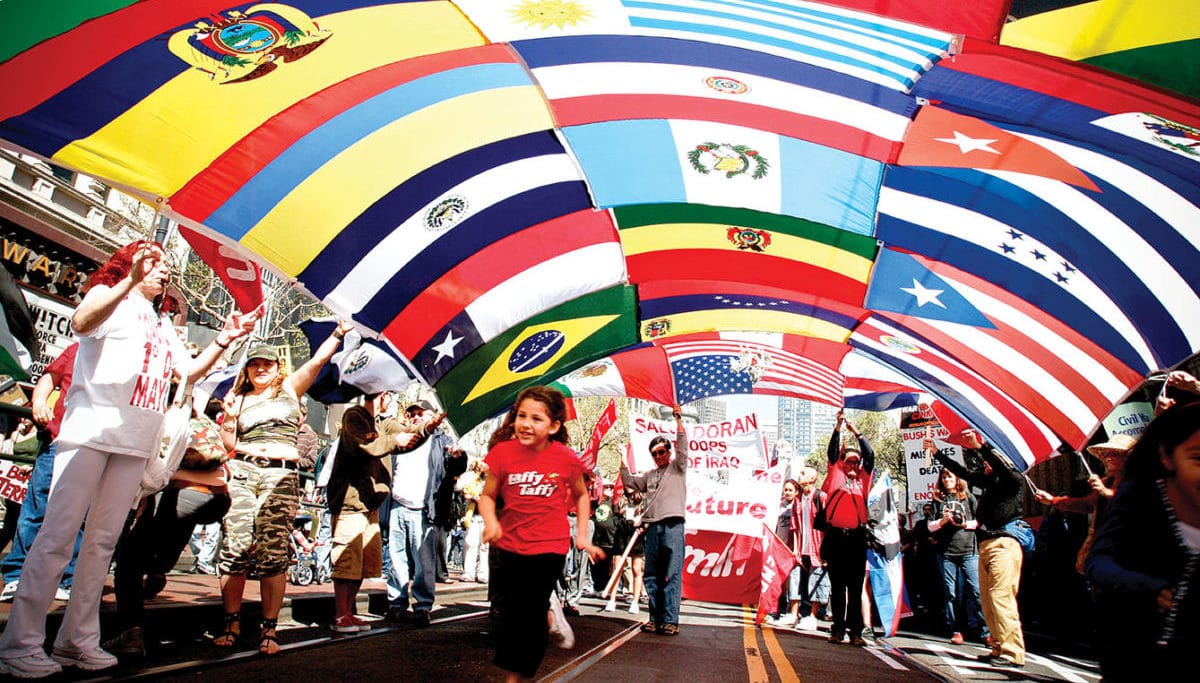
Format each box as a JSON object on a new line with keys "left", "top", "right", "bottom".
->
{"left": 242, "top": 85, "right": 553, "bottom": 275}
{"left": 643, "top": 310, "right": 851, "bottom": 343}
{"left": 1001, "top": 0, "right": 1200, "bottom": 60}
{"left": 760, "top": 622, "right": 802, "bottom": 683}
{"left": 55, "top": 3, "right": 484, "bottom": 197}
{"left": 621, "top": 223, "right": 872, "bottom": 283}
{"left": 742, "top": 605, "right": 770, "bottom": 683}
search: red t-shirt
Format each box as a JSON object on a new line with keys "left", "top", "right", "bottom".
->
{"left": 485, "top": 439, "right": 584, "bottom": 556}
{"left": 43, "top": 343, "right": 78, "bottom": 440}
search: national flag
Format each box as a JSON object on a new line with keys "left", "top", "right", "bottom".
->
{"left": 615, "top": 204, "right": 877, "bottom": 307}
{"left": 899, "top": 105, "right": 1100, "bottom": 191}
{"left": 865, "top": 472, "right": 909, "bottom": 637}
{"left": 300, "top": 318, "right": 419, "bottom": 404}
{"left": 434, "top": 286, "right": 638, "bottom": 434}
{"left": 0, "top": 268, "right": 37, "bottom": 381}
{"left": 815, "top": 1, "right": 1010, "bottom": 42}
{"left": 851, "top": 315, "right": 1057, "bottom": 468}
{"left": 579, "top": 399, "right": 618, "bottom": 470}
{"left": 867, "top": 248, "right": 1144, "bottom": 451}
{"left": 549, "top": 345, "right": 676, "bottom": 408}
{"left": 457, "top": 0, "right": 955, "bottom": 92}
{"left": 839, "top": 350, "right": 925, "bottom": 411}
{"left": 878, "top": 157, "right": 1200, "bottom": 377}
{"left": 756, "top": 523, "right": 798, "bottom": 625}
{"left": 1001, "top": 0, "right": 1200, "bottom": 100}
{"left": 660, "top": 333, "right": 845, "bottom": 406}
{"left": 0, "top": 2, "right": 487, "bottom": 204}
{"left": 561, "top": 119, "right": 883, "bottom": 236}
{"left": 514, "top": 34, "right": 914, "bottom": 162}
{"left": 177, "top": 227, "right": 263, "bottom": 314}
{"left": 638, "top": 280, "right": 865, "bottom": 344}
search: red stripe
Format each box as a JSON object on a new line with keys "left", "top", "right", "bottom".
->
{"left": 626, "top": 250, "right": 866, "bottom": 305}
{"left": 610, "top": 346, "right": 675, "bottom": 406}
{"left": 0, "top": 1, "right": 236, "bottom": 121}
{"left": 919, "top": 255, "right": 1143, "bottom": 387}
{"left": 553, "top": 94, "right": 900, "bottom": 162}
{"left": 892, "top": 315, "right": 1087, "bottom": 445}
{"left": 953, "top": 39, "right": 1200, "bottom": 129}
{"left": 382, "top": 209, "right": 618, "bottom": 357}
{"left": 859, "top": 317, "right": 1056, "bottom": 458}
{"left": 817, "top": 1, "right": 1009, "bottom": 42}
{"left": 171, "top": 44, "right": 517, "bottom": 219}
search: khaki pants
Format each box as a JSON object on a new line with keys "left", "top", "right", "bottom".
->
{"left": 978, "top": 536, "right": 1025, "bottom": 664}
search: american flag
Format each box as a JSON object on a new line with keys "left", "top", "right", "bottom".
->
{"left": 663, "top": 337, "right": 844, "bottom": 406}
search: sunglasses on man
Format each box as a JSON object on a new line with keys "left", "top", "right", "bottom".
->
{"left": 652, "top": 444, "right": 672, "bottom": 457}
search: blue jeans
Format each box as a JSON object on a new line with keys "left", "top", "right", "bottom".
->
{"left": 643, "top": 518, "right": 686, "bottom": 626}
{"left": 386, "top": 505, "right": 436, "bottom": 612}
{"left": 0, "top": 443, "right": 81, "bottom": 588}
{"left": 940, "top": 552, "right": 987, "bottom": 636}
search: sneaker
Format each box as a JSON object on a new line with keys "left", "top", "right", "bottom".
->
{"left": 331, "top": 615, "right": 366, "bottom": 633}
{"left": 660, "top": 623, "right": 680, "bottom": 636}
{"left": 639, "top": 621, "right": 660, "bottom": 634}
{"left": 51, "top": 646, "right": 118, "bottom": 671}
{"left": 411, "top": 610, "right": 431, "bottom": 628}
{"left": 776, "top": 614, "right": 798, "bottom": 627}
{"left": 950, "top": 632, "right": 964, "bottom": 645}
{"left": 0, "top": 652, "right": 63, "bottom": 679}
{"left": 194, "top": 563, "right": 217, "bottom": 576}
{"left": 348, "top": 615, "right": 372, "bottom": 631}
{"left": 103, "top": 626, "right": 147, "bottom": 657}
{"left": 628, "top": 602, "right": 640, "bottom": 615}
{"left": 1, "top": 580, "right": 18, "bottom": 603}
{"left": 860, "top": 626, "right": 876, "bottom": 641}
{"left": 828, "top": 631, "right": 846, "bottom": 644}
{"left": 548, "top": 596, "right": 574, "bottom": 649}
{"left": 797, "top": 615, "right": 818, "bottom": 631}
{"left": 990, "top": 655, "right": 1025, "bottom": 670}
{"left": 54, "top": 586, "right": 70, "bottom": 601}
{"left": 850, "top": 635, "right": 867, "bottom": 647}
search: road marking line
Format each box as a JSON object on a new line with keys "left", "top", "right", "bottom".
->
{"left": 1024, "top": 651, "right": 1092, "bottom": 682}
{"left": 741, "top": 606, "right": 770, "bottom": 683}
{"left": 864, "top": 642, "right": 908, "bottom": 671}
{"left": 924, "top": 643, "right": 974, "bottom": 676}
{"left": 758, "top": 620, "right": 801, "bottom": 683}
{"left": 542, "top": 623, "right": 643, "bottom": 682}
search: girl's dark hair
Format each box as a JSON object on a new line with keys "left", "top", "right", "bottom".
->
{"left": 1124, "top": 400, "right": 1200, "bottom": 481}
{"left": 783, "top": 478, "right": 800, "bottom": 491}
{"left": 85, "top": 240, "right": 159, "bottom": 291}
{"left": 489, "top": 385, "right": 570, "bottom": 448}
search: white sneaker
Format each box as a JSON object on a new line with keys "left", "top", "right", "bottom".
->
{"left": 1, "top": 580, "right": 19, "bottom": 602}
{"left": 0, "top": 652, "right": 63, "bottom": 679}
{"left": 548, "top": 594, "right": 575, "bottom": 649}
{"left": 54, "top": 586, "right": 70, "bottom": 601}
{"left": 50, "top": 646, "right": 118, "bottom": 671}
{"left": 628, "top": 602, "right": 640, "bottom": 615}
{"left": 797, "top": 615, "right": 818, "bottom": 631}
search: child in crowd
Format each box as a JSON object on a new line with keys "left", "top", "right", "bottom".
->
{"left": 478, "top": 386, "right": 604, "bottom": 683}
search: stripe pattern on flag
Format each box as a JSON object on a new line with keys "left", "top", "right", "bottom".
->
{"left": 660, "top": 334, "right": 844, "bottom": 406}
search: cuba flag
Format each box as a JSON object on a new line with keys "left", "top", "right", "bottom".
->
{"left": 866, "top": 472, "right": 909, "bottom": 637}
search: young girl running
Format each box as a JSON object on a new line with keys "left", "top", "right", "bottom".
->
{"left": 478, "top": 386, "right": 604, "bottom": 682}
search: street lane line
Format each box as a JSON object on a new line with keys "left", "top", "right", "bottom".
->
{"left": 741, "top": 606, "right": 770, "bottom": 683}
{"left": 758, "top": 621, "right": 801, "bottom": 683}
{"left": 541, "top": 622, "right": 643, "bottom": 682}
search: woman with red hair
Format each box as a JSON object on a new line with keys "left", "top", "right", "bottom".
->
{"left": 0, "top": 241, "right": 258, "bottom": 679}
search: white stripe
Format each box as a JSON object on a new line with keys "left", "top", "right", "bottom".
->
{"left": 465, "top": 243, "right": 627, "bottom": 341}
{"left": 949, "top": 274, "right": 1131, "bottom": 401}
{"left": 628, "top": 0, "right": 940, "bottom": 85}
{"left": 556, "top": 358, "right": 629, "bottom": 397}
{"left": 986, "top": 168, "right": 1200, "bottom": 351}
{"left": 856, "top": 319, "right": 1056, "bottom": 466}
{"left": 326, "top": 154, "right": 582, "bottom": 313}
{"left": 531, "top": 61, "right": 911, "bottom": 141}
{"left": 878, "top": 187, "right": 1159, "bottom": 370}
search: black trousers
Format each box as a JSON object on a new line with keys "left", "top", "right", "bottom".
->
{"left": 491, "top": 548, "right": 563, "bottom": 679}
{"left": 821, "top": 527, "right": 867, "bottom": 636}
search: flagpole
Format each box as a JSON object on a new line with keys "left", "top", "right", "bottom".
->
{"left": 601, "top": 525, "right": 645, "bottom": 610}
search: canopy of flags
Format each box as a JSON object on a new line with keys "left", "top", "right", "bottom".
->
{"left": 2, "top": 0, "right": 1198, "bottom": 468}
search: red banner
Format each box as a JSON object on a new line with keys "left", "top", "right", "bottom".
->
{"left": 579, "top": 398, "right": 617, "bottom": 470}
{"left": 755, "top": 525, "right": 798, "bottom": 624}
{"left": 178, "top": 227, "right": 264, "bottom": 314}
{"left": 681, "top": 529, "right": 761, "bottom": 606}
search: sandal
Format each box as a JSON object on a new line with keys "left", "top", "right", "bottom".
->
{"left": 213, "top": 612, "right": 240, "bottom": 647}
{"left": 259, "top": 618, "right": 280, "bottom": 656}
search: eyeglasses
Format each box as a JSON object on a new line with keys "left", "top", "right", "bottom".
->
{"left": 652, "top": 446, "right": 671, "bottom": 457}
{"left": 844, "top": 459, "right": 862, "bottom": 467}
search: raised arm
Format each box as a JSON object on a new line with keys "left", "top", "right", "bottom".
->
{"left": 286, "top": 320, "right": 354, "bottom": 397}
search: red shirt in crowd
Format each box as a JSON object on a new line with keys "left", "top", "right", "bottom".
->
{"left": 484, "top": 439, "right": 584, "bottom": 556}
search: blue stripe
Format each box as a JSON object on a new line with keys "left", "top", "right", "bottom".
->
{"left": 300, "top": 130, "right": 567, "bottom": 298}
{"left": 884, "top": 165, "right": 1187, "bottom": 370}
{"left": 780, "top": 136, "right": 881, "bottom": 235}
{"left": 355, "top": 181, "right": 593, "bottom": 331}
{"left": 639, "top": 293, "right": 860, "bottom": 331}
{"left": 913, "top": 66, "right": 1200, "bottom": 188}
{"left": 850, "top": 336, "right": 1026, "bottom": 467}
{"left": 208, "top": 62, "right": 533, "bottom": 237}
{"left": 873, "top": 212, "right": 1150, "bottom": 375}
{"left": 628, "top": 14, "right": 915, "bottom": 88}
{"left": 562, "top": 120, "right": 685, "bottom": 207}
{"left": 513, "top": 34, "right": 914, "bottom": 117}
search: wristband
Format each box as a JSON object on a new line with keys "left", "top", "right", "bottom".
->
{"left": 333, "top": 331, "right": 345, "bottom": 340}
{"left": 215, "top": 339, "right": 230, "bottom": 350}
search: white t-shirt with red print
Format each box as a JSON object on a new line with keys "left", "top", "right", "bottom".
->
{"left": 485, "top": 439, "right": 584, "bottom": 556}
{"left": 57, "top": 286, "right": 188, "bottom": 458}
